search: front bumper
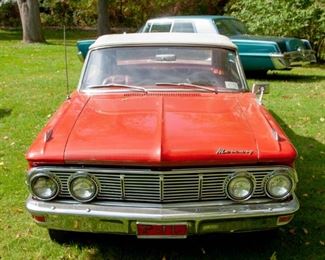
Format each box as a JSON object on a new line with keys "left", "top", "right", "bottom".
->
{"left": 271, "top": 49, "right": 317, "bottom": 70}
{"left": 26, "top": 194, "right": 299, "bottom": 236}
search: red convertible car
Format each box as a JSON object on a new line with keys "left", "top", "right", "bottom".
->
{"left": 26, "top": 33, "right": 299, "bottom": 241}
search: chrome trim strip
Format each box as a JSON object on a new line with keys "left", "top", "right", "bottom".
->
{"left": 198, "top": 174, "right": 203, "bottom": 200}
{"left": 159, "top": 175, "right": 164, "bottom": 202}
{"left": 120, "top": 175, "right": 125, "bottom": 199}
{"left": 28, "top": 165, "right": 294, "bottom": 177}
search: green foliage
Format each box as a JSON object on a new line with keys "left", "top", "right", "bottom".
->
{"left": 113, "top": 0, "right": 228, "bottom": 27}
{"left": 0, "top": 1, "right": 20, "bottom": 27}
{"left": 226, "top": 0, "right": 325, "bottom": 61}
{"left": 40, "top": 0, "right": 97, "bottom": 27}
{"left": 37, "top": 0, "right": 228, "bottom": 29}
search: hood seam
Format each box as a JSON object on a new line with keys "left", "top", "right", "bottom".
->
{"left": 63, "top": 96, "right": 91, "bottom": 162}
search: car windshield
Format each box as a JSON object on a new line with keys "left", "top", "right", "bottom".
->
{"left": 80, "top": 46, "right": 247, "bottom": 92}
{"left": 213, "top": 19, "right": 248, "bottom": 36}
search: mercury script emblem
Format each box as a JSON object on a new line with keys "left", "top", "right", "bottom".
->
{"left": 216, "top": 148, "right": 254, "bottom": 155}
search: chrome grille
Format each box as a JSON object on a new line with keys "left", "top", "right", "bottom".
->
{"left": 45, "top": 167, "right": 275, "bottom": 203}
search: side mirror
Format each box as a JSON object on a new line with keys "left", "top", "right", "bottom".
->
{"left": 77, "top": 51, "right": 85, "bottom": 62}
{"left": 252, "top": 82, "right": 270, "bottom": 104}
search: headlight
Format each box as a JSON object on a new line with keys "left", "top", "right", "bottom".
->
{"left": 30, "top": 173, "right": 59, "bottom": 201}
{"left": 265, "top": 171, "right": 293, "bottom": 199}
{"left": 225, "top": 172, "right": 255, "bottom": 201}
{"left": 68, "top": 173, "right": 98, "bottom": 202}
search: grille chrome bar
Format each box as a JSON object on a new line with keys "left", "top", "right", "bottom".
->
{"left": 30, "top": 166, "right": 286, "bottom": 203}
{"left": 120, "top": 175, "right": 125, "bottom": 199}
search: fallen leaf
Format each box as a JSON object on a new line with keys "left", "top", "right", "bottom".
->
{"left": 86, "top": 248, "right": 98, "bottom": 256}
{"left": 3, "top": 136, "right": 8, "bottom": 140}
{"left": 302, "top": 228, "right": 308, "bottom": 235}
{"left": 320, "top": 241, "right": 325, "bottom": 246}
{"left": 270, "top": 251, "right": 277, "bottom": 260}
{"left": 14, "top": 208, "right": 23, "bottom": 214}
{"left": 289, "top": 228, "right": 296, "bottom": 235}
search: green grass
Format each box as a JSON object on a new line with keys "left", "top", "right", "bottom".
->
{"left": 0, "top": 29, "right": 324, "bottom": 259}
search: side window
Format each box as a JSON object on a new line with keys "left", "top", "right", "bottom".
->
{"left": 172, "top": 22, "right": 195, "bottom": 33}
{"left": 150, "top": 23, "right": 172, "bottom": 32}
{"left": 214, "top": 20, "right": 231, "bottom": 35}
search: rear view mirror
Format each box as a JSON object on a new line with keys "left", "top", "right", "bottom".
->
{"left": 155, "top": 54, "right": 176, "bottom": 61}
{"left": 252, "top": 82, "right": 270, "bottom": 104}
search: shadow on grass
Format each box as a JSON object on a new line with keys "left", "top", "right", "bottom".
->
{"left": 0, "top": 108, "right": 12, "bottom": 119}
{"left": 0, "top": 28, "right": 96, "bottom": 46}
{"left": 58, "top": 230, "right": 282, "bottom": 259}
{"left": 0, "top": 28, "right": 22, "bottom": 41}
{"left": 270, "top": 111, "right": 325, "bottom": 165}
{"left": 246, "top": 67, "right": 325, "bottom": 83}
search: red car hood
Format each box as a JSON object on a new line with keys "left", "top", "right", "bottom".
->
{"left": 60, "top": 93, "right": 296, "bottom": 166}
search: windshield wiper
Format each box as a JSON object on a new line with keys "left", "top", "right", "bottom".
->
{"left": 86, "top": 83, "right": 147, "bottom": 93}
{"left": 155, "top": 82, "right": 217, "bottom": 93}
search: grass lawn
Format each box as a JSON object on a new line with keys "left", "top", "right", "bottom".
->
{"left": 0, "top": 29, "right": 324, "bottom": 259}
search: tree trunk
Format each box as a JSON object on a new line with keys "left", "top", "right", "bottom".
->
{"left": 17, "top": 0, "right": 45, "bottom": 43}
{"left": 97, "top": 0, "right": 110, "bottom": 36}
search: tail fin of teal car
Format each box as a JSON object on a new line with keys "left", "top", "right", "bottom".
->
{"left": 77, "top": 40, "right": 95, "bottom": 61}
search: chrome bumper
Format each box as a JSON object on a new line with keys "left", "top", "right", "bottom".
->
{"left": 271, "top": 50, "right": 317, "bottom": 70}
{"left": 26, "top": 195, "right": 299, "bottom": 236}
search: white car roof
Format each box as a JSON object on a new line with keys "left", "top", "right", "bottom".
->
{"left": 143, "top": 18, "right": 216, "bottom": 34}
{"left": 90, "top": 33, "right": 236, "bottom": 50}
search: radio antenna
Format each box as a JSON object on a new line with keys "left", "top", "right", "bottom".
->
{"left": 63, "top": 25, "right": 70, "bottom": 99}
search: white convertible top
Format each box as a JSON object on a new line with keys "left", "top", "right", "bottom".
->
{"left": 90, "top": 33, "right": 236, "bottom": 50}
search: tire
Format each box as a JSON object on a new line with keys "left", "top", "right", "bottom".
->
{"left": 48, "top": 229, "right": 75, "bottom": 244}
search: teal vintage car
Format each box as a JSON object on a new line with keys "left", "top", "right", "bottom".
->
{"left": 137, "top": 16, "right": 316, "bottom": 73}
{"left": 77, "top": 16, "right": 316, "bottom": 73}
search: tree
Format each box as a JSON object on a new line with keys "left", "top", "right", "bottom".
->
{"left": 17, "top": 0, "right": 45, "bottom": 43}
{"left": 226, "top": 0, "right": 325, "bottom": 61}
{"left": 97, "top": 0, "right": 110, "bottom": 36}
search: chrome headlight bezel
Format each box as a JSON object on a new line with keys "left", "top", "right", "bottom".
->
{"left": 224, "top": 172, "right": 255, "bottom": 202}
{"left": 68, "top": 172, "right": 99, "bottom": 203}
{"left": 264, "top": 169, "right": 294, "bottom": 200}
{"left": 29, "top": 173, "right": 60, "bottom": 201}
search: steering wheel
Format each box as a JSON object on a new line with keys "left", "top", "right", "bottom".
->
{"left": 187, "top": 71, "right": 224, "bottom": 87}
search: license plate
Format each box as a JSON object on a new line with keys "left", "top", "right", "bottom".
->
{"left": 136, "top": 223, "right": 188, "bottom": 238}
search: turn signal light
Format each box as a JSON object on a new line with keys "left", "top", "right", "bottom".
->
{"left": 32, "top": 215, "right": 46, "bottom": 222}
